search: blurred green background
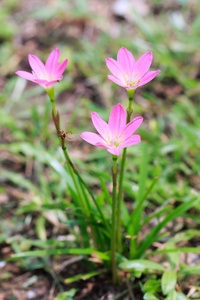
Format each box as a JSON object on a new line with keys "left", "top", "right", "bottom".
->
{"left": 1, "top": 0, "right": 200, "bottom": 298}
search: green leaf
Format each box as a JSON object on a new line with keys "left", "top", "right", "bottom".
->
{"left": 170, "top": 229, "right": 200, "bottom": 244}
{"left": 119, "top": 259, "right": 166, "bottom": 273}
{"left": 3, "top": 248, "right": 110, "bottom": 261}
{"left": 129, "top": 176, "right": 158, "bottom": 257}
{"left": 99, "top": 176, "right": 112, "bottom": 206}
{"left": 143, "top": 206, "right": 172, "bottom": 226}
{"left": 179, "top": 264, "right": 200, "bottom": 276}
{"left": 64, "top": 270, "right": 104, "bottom": 284}
{"left": 161, "top": 270, "right": 177, "bottom": 295}
{"left": 136, "top": 197, "right": 198, "bottom": 258}
{"left": 164, "top": 290, "right": 177, "bottom": 300}
{"left": 143, "top": 279, "right": 162, "bottom": 293}
{"left": 147, "top": 247, "right": 200, "bottom": 256}
{"left": 1, "top": 170, "right": 37, "bottom": 192}
{"left": 166, "top": 242, "right": 179, "bottom": 270}
{"left": 35, "top": 216, "right": 46, "bottom": 242}
{"left": 55, "top": 289, "right": 78, "bottom": 300}
{"left": 136, "top": 143, "right": 149, "bottom": 204}
{"left": 143, "top": 293, "right": 159, "bottom": 300}
{"left": 176, "top": 292, "right": 190, "bottom": 300}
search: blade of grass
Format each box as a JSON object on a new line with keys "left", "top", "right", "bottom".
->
{"left": 3, "top": 248, "right": 110, "bottom": 261}
{"left": 129, "top": 176, "right": 158, "bottom": 257}
{"left": 134, "top": 197, "right": 198, "bottom": 258}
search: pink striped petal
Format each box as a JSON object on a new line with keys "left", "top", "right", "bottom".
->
{"left": 57, "top": 59, "right": 68, "bottom": 76}
{"left": 107, "top": 75, "right": 127, "bottom": 87}
{"left": 107, "top": 146, "right": 122, "bottom": 156}
{"left": 137, "top": 70, "right": 160, "bottom": 87}
{"left": 16, "top": 70, "right": 36, "bottom": 82}
{"left": 121, "top": 135, "right": 141, "bottom": 149}
{"left": 44, "top": 80, "right": 59, "bottom": 88}
{"left": 34, "top": 79, "right": 59, "bottom": 88}
{"left": 108, "top": 104, "right": 126, "bottom": 136}
{"left": 28, "top": 54, "right": 47, "bottom": 79}
{"left": 132, "top": 52, "right": 153, "bottom": 79}
{"left": 80, "top": 132, "right": 106, "bottom": 146}
{"left": 123, "top": 117, "right": 143, "bottom": 140}
{"left": 106, "top": 58, "right": 124, "bottom": 81}
{"left": 45, "top": 49, "right": 60, "bottom": 74}
{"left": 34, "top": 79, "right": 49, "bottom": 87}
{"left": 91, "top": 112, "right": 110, "bottom": 140}
{"left": 117, "top": 47, "right": 135, "bottom": 75}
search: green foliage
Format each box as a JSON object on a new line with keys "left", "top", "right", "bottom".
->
{"left": 161, "top": 270, "right": 177, "bottom": 295}
{"left": 1, "top": 0, "right": 200, "bottom": 298}
{"left": 55, "top": 289, "right": 78, "bottom": 300}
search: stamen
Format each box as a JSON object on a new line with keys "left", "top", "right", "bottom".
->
{"left": 119, "top": 132, "right": 125, "bottom": 138}
{"left": 103, "top": 138, "right": 112, "bottom": 146}
{"left": 107, "top": 131, "right": 110, "bottom": 140}
{"left": 113, "top": 130, "right": 118, "bottom": 139}
{"left": 123, "top": 74, "right": 128, "bottom": 86}
{"left": 134, "top": 72, "right": 140, "bottom": 78}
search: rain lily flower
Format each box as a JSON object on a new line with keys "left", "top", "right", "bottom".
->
{"left": 106, "top": 47, "right": 160, "bottom": 90}
{"left": 81, "top": 104, "right": 143, "bottom": 156}
{"left": 16, "top": 49, "right": 68, "bottom": 89}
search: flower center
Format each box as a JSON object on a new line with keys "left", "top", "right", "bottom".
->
{"left": 123, "top": 71, "right": 141, "bottom": 88}
{"left": 37, "top": 71, "right": 55, "bottom": 81}
{"left": 104, "top": 131, "right": 125, "bottom": 147}
{"left": 112, "top": 131, "right": 125, "bottom": 148}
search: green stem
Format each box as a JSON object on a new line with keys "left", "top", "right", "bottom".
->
{"left": 62, "top": 148, "right": 88, "bottom": 212}
{"left": 111, "top": 155, "right": 118, "bottom": 284}
{"left": 48, "top": 90, "right": 103, "bottom": 249}
{"left": 51, "top": 98, "right": 57, "bottom": 117}
{"left": 116, "top": 89, "right": 135, "bottom": 253}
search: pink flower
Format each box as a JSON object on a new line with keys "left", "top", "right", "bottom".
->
{"left": 16, "top": 49, "right": 68, "bottom": 89}
{"left": 106, "top": 47, "right": 160, "bottom": 90}
{"left": 81, "top": 104, "right": 143, "bottom": 156}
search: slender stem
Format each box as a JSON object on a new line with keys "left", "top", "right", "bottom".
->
{"left": 111, "top": 155, "right": 118, "bottom": 284}
{"left": 116, "top": 89, "right": 135, "bottom": 253}
{"left": 62, "top": 148, "right": 88, "bottom": 211}
{"left": 48, "top": 90, "right": 102, "bottom": 249}
{"left": 50, "top": 90, "right": 107, "bottom": 225}
{"left": 51, "top": 98, "right": 57, "bottom": 117}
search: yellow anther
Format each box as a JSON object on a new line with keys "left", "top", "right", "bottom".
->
{"left": 119, "top": 132, "right": 125, "bottom": 138}
{"left": 134, "top": 72, "right": 140, "bottom": 78}
{"left": 103, "top": 138, "right": 112, "bottom": 146}
{"left": 107, "top": 131, "right": 110, "bottom": 140}
{"left": 113, "top": 130, "right": 118, "bottom": 139}
{"left": 123, "top": 74, "right": 128, "bottom": 86}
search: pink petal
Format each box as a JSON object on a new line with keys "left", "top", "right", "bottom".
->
{"left": 108, "top": 104, "right": 126, "bottom": 136}
{"left": 56, "top": 59, "right": 68, "bottom": 75}
{"left": 28, "top": 54, "right": 47, "bottom": 79}
{"left": 16, "top": 70, "right": 36, "bottom": 82}
{"left": 117, "top": 47, "right": 135, "bottom": 75}
{"left": 132, "top": 52, "right": 153, "bottom": 79}
{"left": 107, "top": 75, "right": 127, "bottom": 88}
{"left": 80, "top": 132, "right": 106, "bottom": 147}
{"left": 44, "top": 80, "right": 60, "bottom": 88}
{"left": 107, "top": 146, "right": 122, "bottom": 156}
{"left": 34, "top": 79, "right": 60, "bottom": 89}
{"left": 105, "top": 58, "right": 124, "bottom": 81}
{"left": 121, "top": 135, "right": 141, "bottom": 149}
{"left": 91, "top": 112, "right": 110, "bottom": 140}
{"left": 137, "top": 70, "right": 160, "bottom": 87}
{"left": 123, "top": 116, "right": 143, "bottom": 140}
{"left": 34, "top": 79, "right": 49, "bottom": 87}
{"left": 45, "top": 49, "right": 60, "bottom": 74}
